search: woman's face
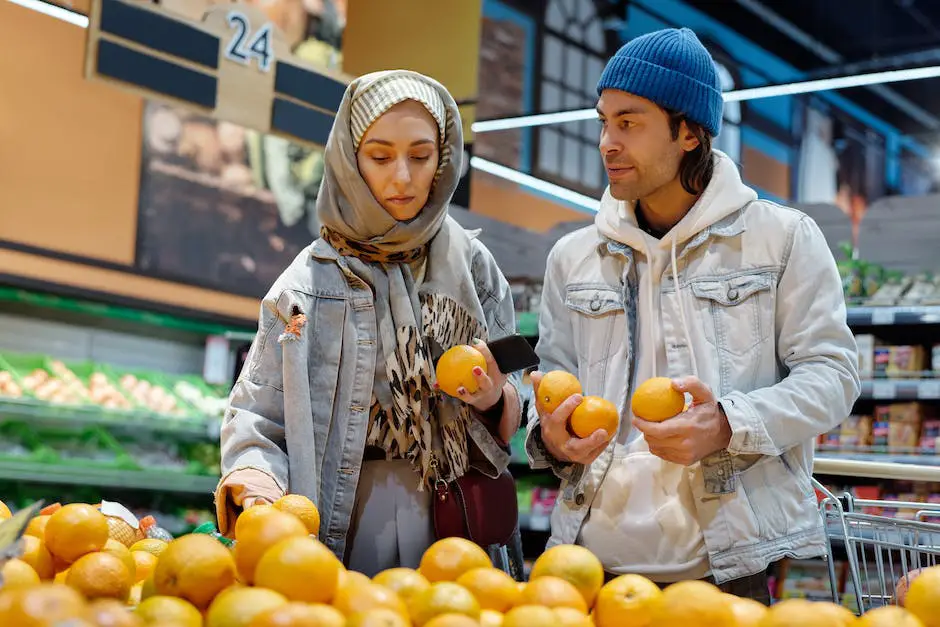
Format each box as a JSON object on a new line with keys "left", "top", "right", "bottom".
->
{"left": 356, "top": 100, "right": 440, "bottom": 221}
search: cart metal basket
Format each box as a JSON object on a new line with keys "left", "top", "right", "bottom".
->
{"left": 814, "top": 457, "right": 940, "bottom": 614}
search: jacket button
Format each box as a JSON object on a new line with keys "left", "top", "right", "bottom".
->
{"left": 575, "top": 493, "right": 585, "bottom": 505}
{"left": 728, "top": 288, "right": 740, "bottom": 301}
{"left": 590, "top": 298, "right": 601, "bottom": 312}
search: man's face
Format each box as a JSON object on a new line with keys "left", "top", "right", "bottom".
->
{"left": 597, "top": 89, "right": 690, "bottom": 202}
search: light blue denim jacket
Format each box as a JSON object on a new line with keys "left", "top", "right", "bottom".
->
{"left": 526, "top": 194, "right": 861, "bottom": 583}
{"left": 219, "top": 233, "right": 519, "bottom": 560}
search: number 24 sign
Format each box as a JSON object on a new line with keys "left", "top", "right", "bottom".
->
{"left": 223, "top": 10, "right": 274, "bottom": 72}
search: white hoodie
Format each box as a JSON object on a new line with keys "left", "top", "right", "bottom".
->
{"left": 577, "top": 152, "right": 758, "bottom": 582}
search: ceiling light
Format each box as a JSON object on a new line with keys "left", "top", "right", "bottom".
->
{"left": 472, "top": 64, "right": 940, "bottom": 133}
{"left": 469, "top": 157, "right": 601, "bottom": 213}
{"left": 8, "top": 0, "right": 89, "bottom": 28}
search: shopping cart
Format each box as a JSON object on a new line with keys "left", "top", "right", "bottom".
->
{"left": 814, "top": 457, "right": 940, "bottom": 614}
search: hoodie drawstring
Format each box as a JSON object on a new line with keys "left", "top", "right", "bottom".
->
{"left": 670, "top": 235, "right": 699, "bottom": 378}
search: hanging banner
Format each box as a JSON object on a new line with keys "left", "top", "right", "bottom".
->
{"left": 83, "top": 0, "right": 348, "bottom": 148}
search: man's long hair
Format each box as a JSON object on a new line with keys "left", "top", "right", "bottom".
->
{"left": 665, "top": 109, "right": 714, "bottom": 195}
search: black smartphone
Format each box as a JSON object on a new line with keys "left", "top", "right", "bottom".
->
{"left": 487, "top": 334, "right": 540, "bottom": 374}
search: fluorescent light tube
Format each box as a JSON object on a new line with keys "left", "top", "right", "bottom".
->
{"left": 469, "top": 157, "right": 601, "bottom": 213}
{"left": 472, "top": 64, "right": 940, "bottom": 133}
{"left": 8, "top": 0, "right": 89, "bottom": 27}
{"left": 723, "top": 65, "right": 940, "bottom": 102}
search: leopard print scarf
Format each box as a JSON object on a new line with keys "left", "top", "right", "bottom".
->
{"left": 321, "top": 227, "right": 427, "bottom": 265}
{"left": 324, "top": 227, "right": 485, "bottom": 485}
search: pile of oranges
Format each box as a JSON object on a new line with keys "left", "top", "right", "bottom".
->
{"left": 0, "top": 495, "right": 937, "bottom": 625}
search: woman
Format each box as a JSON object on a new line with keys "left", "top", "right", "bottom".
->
{"left": 214, "top": 70, "right": 523, "bottom": 576}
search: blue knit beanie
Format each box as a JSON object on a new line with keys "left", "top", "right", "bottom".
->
{"left": 597, "top": 28, "right": 723, "bottom": 137}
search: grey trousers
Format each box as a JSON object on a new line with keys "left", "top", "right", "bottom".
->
{"left": 344, "top": 459, "right": 435, "bottom": 577}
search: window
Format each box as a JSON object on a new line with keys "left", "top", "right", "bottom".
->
{"left": 535, "top": 0, "right": 607, "bottom": 197}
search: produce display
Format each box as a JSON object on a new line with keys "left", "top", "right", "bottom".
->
{"left": 1, "top": 495, "right": 935, "bottom": 626}
{"left": 0, "top": 350, "right": 229, "bottom": 420}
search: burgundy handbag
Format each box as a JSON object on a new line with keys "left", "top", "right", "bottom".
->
{"left": 431, "top": 468, "right": 519, "bottom": 547}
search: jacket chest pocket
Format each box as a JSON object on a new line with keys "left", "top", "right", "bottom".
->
{"left": 690, "top": 272, "right": 774, "bottom": 357}
{"left": 565, "top": 284, "right": 625, "bottom": 368}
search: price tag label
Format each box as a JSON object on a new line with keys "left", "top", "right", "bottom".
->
{"left": 873, "top": 381, "right": 895, "bottom": 400}
{"left": 528, "top": 515, "right": 550, "bottom": 532}
{"left": 871, "top": 309, "right": 895, "bottom": 325}
{"left": 918, "top": 380, "right": 940, "bottom": 399}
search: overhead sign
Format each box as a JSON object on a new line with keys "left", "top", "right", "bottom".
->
{"left": 83, "top": 0, "right": 348, "bottom": 148}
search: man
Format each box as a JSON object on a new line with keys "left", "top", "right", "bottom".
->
{"left": 525, "top": 27, "right": 860, "bottom": 602}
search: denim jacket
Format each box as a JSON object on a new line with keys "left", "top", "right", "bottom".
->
{"left": 525, "top": 197, "right": 860, "bottom": 583}
{"left": 219, "top": 233, "right": 519, "bottom": 560}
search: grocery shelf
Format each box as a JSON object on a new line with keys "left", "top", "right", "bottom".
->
{"left": 815, "top": 456, "right": 940, "bottom": 481}
{"left": 846, "top": 306, "right": 940, "bottom": 327}
{"left": 0, "top": 397, "right": 221, "bottom": 440}
{"left": 858, "top": 378, "right": 940, "bottom": 400}
{"left": 0, "top": 460, "right": 218, "bottom": 493}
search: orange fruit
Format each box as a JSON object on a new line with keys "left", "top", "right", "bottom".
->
{"left": 139, "top": 574, "right": 157, "bottom": 602}
{"left": 554, "top": 607, "right": 591, "bottom": 626}
{"left": 250, "top": 602, "right": 346, "bottom": 627}
{"left": 346, "top": 608, "right": 412, "bottom": 627}
{"left": 456, "top": 567, "right": 520, "bottom": 612}
{"left": 3, "top": 583, "right": 87, "bottom": 626}
{"left": 0, "top": 499, "right": 10, "bottom": 519}
{"left": 480, "top": 609, "right": 504, "bottom": 627}
{"left": 45, "top": 503, "right": 110, "bottom": 563}
{"left": 568, "top": 395, "right": 619, "bottom": 439}
{"left": 273, "top": 494, "right": 320, "bottom": 536}
{"left": 1, "top": 559, "right": 40, "bottom": 589}
{"left": 529, "top": 544, "right": 605, "bottom": 608}
{"left": 206, "top": 586, "right": 288, "bottom": 627}
{"left": 131, "top": 550, "right": 158, "bottom": 584}
{"left": 85, "top": 598, "right": 144, "bottom": 626}
{"left": 25, "top": 515, "right": 49, "bottom": 539}
{"left": 503, "top": 605, "right": 562, "bottom": 627}
{"left": 725, "top": 594, "right": 768, "bottom": 627}
{"left": 334, "top": 581, "right": 409, "bottom": 619}
{"left": 536, "top": 371, "right": 582, "bottom": 415}
{"left": 234, "top": 509, "right": 307, "bottom": 584}
{"left": 906, "top": 565, "right": 940, "bottom": 627}
{"left": 435, "top": 345, "right": 487, "bottom": 397}
{"left": 129, "top": 538, "right": 168, "bottom": 558}
{"left": 234, "top": 503, "right": 275, "bottom": 540}
{"left": 631, "top": 377, "right": 685, "bottom": 422}
{"left": 19, "top": 534, "right": 55, "bottom": 581}
{"left": 408, "top": 582, "right": 481, "bottom": 626}
{"left": 66, "top": 552, "right": 133, "bottom": 601}
{"left": 374, "top": 567, "right": 432, "bottom": 602}
{"left": 255, "top": 536, "right": 342, "bottom": 603}
{"left": 103, "top": 538, "right": 137, "bottom": 578}
{"left": 593, "top": 574, "right": 663, "bottom": 627}
{"left": 425, "top": 614, "right": 480, "bottom": 627}
{"left": 135, "top": 596, "right": 203, "bottom": 627}
{"left": 859, "top": 606, "right": 925, "bottom": 627}
{"left": 760, "top": 599, "right": 856, "bottom": 627}
{"left": 419, "top": 537, "right": 492, "bottom": 583}
{"left": 519, "top": 576, "right": 587, "bottom": 613}
{"left": 153, "top": 534, "right": 237, "bottom": 610}
{"left": 340, "top": 569, "right": 375, "bottom": 592}
{"left": 651, "top": 580, "right": 733, "bottom": 627}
